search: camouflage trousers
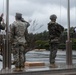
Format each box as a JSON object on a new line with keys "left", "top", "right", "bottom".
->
{"left": 49, "top": 42, "right": 59, "bottom": 64}
{"left": 12, "top": 43, "right": 25, "bottom": 68}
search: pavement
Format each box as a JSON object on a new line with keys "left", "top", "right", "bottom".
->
{"left": 0, "top": 50, "right": 76, "bottom": 75}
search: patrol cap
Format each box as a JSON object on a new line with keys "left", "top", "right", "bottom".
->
{"left": 15, "top": 13, "right": 22, "bottom": 19}
{"left": 50, "top": 14, "right": 57, "bottom": 20}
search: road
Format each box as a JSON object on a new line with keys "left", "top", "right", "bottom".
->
{"left": 26, "top": 50, "right": 76, "bottom": 63}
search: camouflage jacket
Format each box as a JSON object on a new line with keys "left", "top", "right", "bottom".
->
{"left": 0, "top": 17, "right": 5, "bottom": 30}
{"left": 10, "top": 20, "right": 28, "bottom": 44}
{"left": 48, "top": 22, "right": 64, "bottom": 43}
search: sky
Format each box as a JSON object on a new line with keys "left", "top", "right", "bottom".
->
{"left": 0, "top": 0, "right": 76, "bottom": 33}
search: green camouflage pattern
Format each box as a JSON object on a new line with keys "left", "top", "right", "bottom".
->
{"left": 48, "top": 21, "right": 64, "bottom": 64}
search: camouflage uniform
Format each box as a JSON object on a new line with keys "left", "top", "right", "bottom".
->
{"left": 10, "top": 13, "right": 29, "bottom": 69}
{"left": 0, "top": 16, "right": 5, "bottom": 30}
{"left": 48, "top": 14, "right": 64, "bottom": 64}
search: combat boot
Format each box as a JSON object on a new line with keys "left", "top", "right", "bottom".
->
{"left": 13, "top": 68, "right": 21, "bottom": 72}
{"left": 13, "top": 67, "right": 24, "bottom": 72}
{"left": 50, "top": 63, "right": 58, "bottom": 68}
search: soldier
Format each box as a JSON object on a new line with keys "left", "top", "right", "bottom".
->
{"left": 0, "top": 13, "right": 5, "bottom": 55}
{"left": 48, "top": 14, "right": 64, "bottom": 68}
{"left": 0, "top": 13, "right": 5, "bottom": 31}
{"left": 10, "top": 13, "right": 29, "bottom": 71}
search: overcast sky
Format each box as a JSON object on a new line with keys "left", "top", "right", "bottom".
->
{"left": 0, "top": 0, "right": 76, "bottom": 33}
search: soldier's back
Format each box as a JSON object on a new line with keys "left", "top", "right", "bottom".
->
{"left": 12, "top": 21, "right": 27, "bottom": 43}
{"left": 48, "top": 22, "right": 64, "bottom": 37}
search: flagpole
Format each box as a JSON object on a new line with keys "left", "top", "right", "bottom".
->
{"left": 66, "top": 0, "right": 72, "bottom": 66}
{"left": 6, "top": 0, "right": 11, "bottom": 69}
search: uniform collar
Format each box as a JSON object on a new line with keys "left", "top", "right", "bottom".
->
{"left": 51, "top": 21, "right": 56, "bottom": 23}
